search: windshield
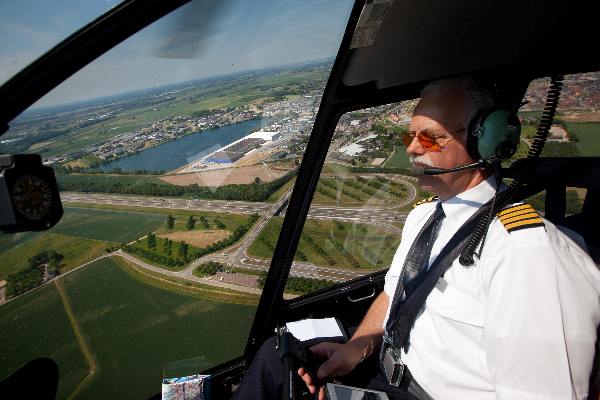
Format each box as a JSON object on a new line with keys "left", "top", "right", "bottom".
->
{"left": 0, "top": 0, "right": 354, "bottom": 398}
{"left": 0, "top": 0, "right": 124, "bottom": 86}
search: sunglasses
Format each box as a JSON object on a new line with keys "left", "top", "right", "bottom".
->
{"left": 401, "top": 128, "right": 463, "bottom": 152}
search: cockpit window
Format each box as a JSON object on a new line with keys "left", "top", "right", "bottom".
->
{"left": 270, "top": 101, "right": 419, "bottom": 295}
{"left": 0, "top": 0, "right": 354, "bottom": 397}
{"left": 520, "top": 72, "right": 599, "bottom": 215}
{"left": 0, "top": 0, "right": 124, "bottom": 86}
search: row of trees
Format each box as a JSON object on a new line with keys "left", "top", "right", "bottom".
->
{"left": 166, "top": 214, "right": 226, "bottom": 231}
{"left": 257, "top": 272, "right": 334, "bottom": 294}
{"left": 57, "top": 169, "right": 298, "bottom": 202}
{"left": 123, "top": 244, "right": 185, "bottom": 268}
{"left": 125, "top": 213, "right": 260, "bottom": 268}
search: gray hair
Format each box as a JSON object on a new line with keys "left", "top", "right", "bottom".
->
{"left": 421, "top": 76, "right": 496, "bottom": 130}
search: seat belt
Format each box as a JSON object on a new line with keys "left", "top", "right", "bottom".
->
{"left": 381, "top": 199, "right": 494, "bottom": 387}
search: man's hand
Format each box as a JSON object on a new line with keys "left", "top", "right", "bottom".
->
{"left": 297, "top": 341, "right": 364, "bottom": 400}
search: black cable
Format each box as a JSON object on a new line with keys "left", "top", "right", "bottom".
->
{"left": 459, "top": 75, "right": 564, "bottom": 266}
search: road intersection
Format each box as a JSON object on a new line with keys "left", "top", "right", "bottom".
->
{"left": 59, "top": 175, "right": 417, "bottom": 293}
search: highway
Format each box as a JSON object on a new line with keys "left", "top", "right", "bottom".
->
{"left": 58, "top": 175, "right": 417, "bottom": 291}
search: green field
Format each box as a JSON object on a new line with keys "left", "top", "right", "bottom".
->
{"left": 0, "top": 206, "right": 167, "bottom": 280}
{"left": 0, "top": 283, "right": 89, "bottom": 400}
{"left": 566, "top": 122, "right": 600, "bottom": 156}
{"left": 248, "top": 217, "right": 400, "bottom": 269}
{"left": 1, "top": 258, "right": 257, "bottom": 400}
{"left": 312, "top": 176, "right": 408, "bottom": 206}
{"left": 0, "top": 233, "right": 111, "bottom": 280}
{"left": 383, "top": 146, "right": 411, "bottom": 168}
{"left": 53, "top": 206, "right": 165, "bottom": 242}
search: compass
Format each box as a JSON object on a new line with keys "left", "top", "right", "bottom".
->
{"left": 11, "top": 173, "right": 54, "bottom": 222}
{"left": 0, "top": 154, "right": 63, "bottom": 232}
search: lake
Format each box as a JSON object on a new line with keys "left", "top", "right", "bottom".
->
{"left": 100, "top": 118, "right": 266, "bottom": 172}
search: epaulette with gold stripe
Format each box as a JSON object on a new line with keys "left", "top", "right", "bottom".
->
{"left": 412, "top": 196, "right": 438, "bottom": 209}
{"left": 497, "top": 203, "right": 544, "bottom": 233}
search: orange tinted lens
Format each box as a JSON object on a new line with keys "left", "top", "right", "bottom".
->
{"left": 402, "top": 131, "right": 414, "bottom": 147}
{"left": 418, "top": 131, "right": 442, "bottom": 152}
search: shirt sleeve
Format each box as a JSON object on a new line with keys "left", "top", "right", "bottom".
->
{"left": 482, "top": 226, "right": 599, "bottom": 399}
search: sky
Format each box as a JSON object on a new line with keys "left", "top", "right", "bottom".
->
{"left": 0, "top": 0, "right": 354, "bottom": 108}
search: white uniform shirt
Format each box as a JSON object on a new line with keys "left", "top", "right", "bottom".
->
{"left": 383, "top": 178, "right": 600, "bottom": 399}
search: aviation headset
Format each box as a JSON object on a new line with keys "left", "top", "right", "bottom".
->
{"left": 466, "top": 108, "right": 521, "bottom": 161}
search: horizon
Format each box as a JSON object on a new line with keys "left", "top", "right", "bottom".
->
{"left": 1, "top": 0, "right": 353, "bottom": 110}
{"left": 20, "top": 58, "right": 333, "bottom": 116}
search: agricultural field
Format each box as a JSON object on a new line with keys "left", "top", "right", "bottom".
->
{"left": 383, "top": 146, "right": 411, "bottom": 168}
{"left": 566, "top": 122, "right": 600, "bottom": 156}
{"left": 0, "top": 206, "right": 165, "bottom": 280}
{"left": 248, "top": 217, "right": 400, "bottom": 270}
{"left": 0, "top": 233, "right": 110, "bottom": 280}
{"left": 0, "top": 257, "right": 257, "bottom": 400}
{"left": 0, "top": 283, "right": 89, "bottom": 400}
{"left": 312, "top": 176, "right": 408, "bottom": 206}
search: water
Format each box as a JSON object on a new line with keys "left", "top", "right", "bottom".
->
{"left": 100, "top": 118, "right": 266, "bottom": 172}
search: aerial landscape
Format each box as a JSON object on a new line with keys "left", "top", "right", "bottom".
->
{"left": 1, "top": 50, "right": 599, "bottom": 399}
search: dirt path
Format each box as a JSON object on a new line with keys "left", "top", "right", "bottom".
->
{"left": 55, "top": 279, "right": 98, "bottom": 400}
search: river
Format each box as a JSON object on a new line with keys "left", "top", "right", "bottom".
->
{"left": 100, "top": 118, "right": 266, "bottom": 172}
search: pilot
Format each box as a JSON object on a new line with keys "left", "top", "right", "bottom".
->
{"left": 233, "top": 76, "right": 600, "bottom": 400}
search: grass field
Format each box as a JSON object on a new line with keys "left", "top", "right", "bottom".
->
{"left": 0, "top": 233, "right": 111, "bottom": 280}
{"left": 63, "top": 258, "right": 256, "bottom": 400}
{"left": 248, "top": 217, "right": 400, "bottom": 270}
{"left": 383, "top": 146, "right": 411, "bottom": 168}
{"left": 0, "top": 206, "right": 167, "bottom": 280}
{"left": 566, "top": 122, "right": 600, "bottom": 156}
{"left": 1, "top": 257, "right": 257, "bottom": 400}
{"left": 312, "top": 177, "right": 408, "bottom": 206}
{"left": 0, "top": 283, "right": 89, "bottom": 400}
{"left": 53, "top": 207, "right": 165, "bottom": 243}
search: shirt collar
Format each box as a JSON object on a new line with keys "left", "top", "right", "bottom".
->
{"left": 439, "top": 176, "right": 499, "bottom": 226}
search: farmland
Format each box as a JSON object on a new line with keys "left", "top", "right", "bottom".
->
{"left": 383, "top": 146, "right": 411, "bottom": 168}
{"left": 0, "top": 258, "right": 257, "bottom": 400}
{"left": 0, "top": 206, "right": 165, "bottom": 280}
{"left": 312, "top": 176, "right": 408, "bottom": 206}
{"left": 566, "top": 122, "right": 600, "bottom": 156}
{"left": 248, "top": 217, "right": 400, "bottom": 270}
{"left": 0, "top": 283, "right": 89, "bottom": 400}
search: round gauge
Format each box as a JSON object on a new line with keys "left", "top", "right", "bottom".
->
{"left": 11, "top": 173, "right": 53, "bottom": 222}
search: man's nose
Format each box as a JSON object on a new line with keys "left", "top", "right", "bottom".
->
{"left": 406, "top": 135, "right": 425, "bottom": 156}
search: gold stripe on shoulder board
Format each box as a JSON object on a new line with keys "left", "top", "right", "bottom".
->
{"left": 497, "top": 203, "right": 545, "bottom": 233}
{"left": 412, "top": 196, "right": 438, "bottom": 209}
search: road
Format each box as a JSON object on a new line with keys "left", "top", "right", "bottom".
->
{"left": 57, "top": 175, "right": 417, "bottom": 290}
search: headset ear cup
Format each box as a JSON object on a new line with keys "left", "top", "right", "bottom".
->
{"left": 476, "top": 110, "right": 521, "bottom": 160}
{"left": 467, "top": 111, "right": 487, "bottom": 160}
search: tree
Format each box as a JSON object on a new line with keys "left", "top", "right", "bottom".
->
{"left": 166, "top": 215, "right": 175, "bottom": 230}
{"left": 198, "top": 215, "right": 209, "bottom": 228}
{"left": 254, "top": 176, "right": 261, "bottom": 184}
{"left": 178, "top": 241, "right": 189, "bottom": 259}
{"left": 186, "top": 215, "right": 196, "bottom": 230}
{"left": 147, "top": 232, "right": 156, "bottom": 248}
